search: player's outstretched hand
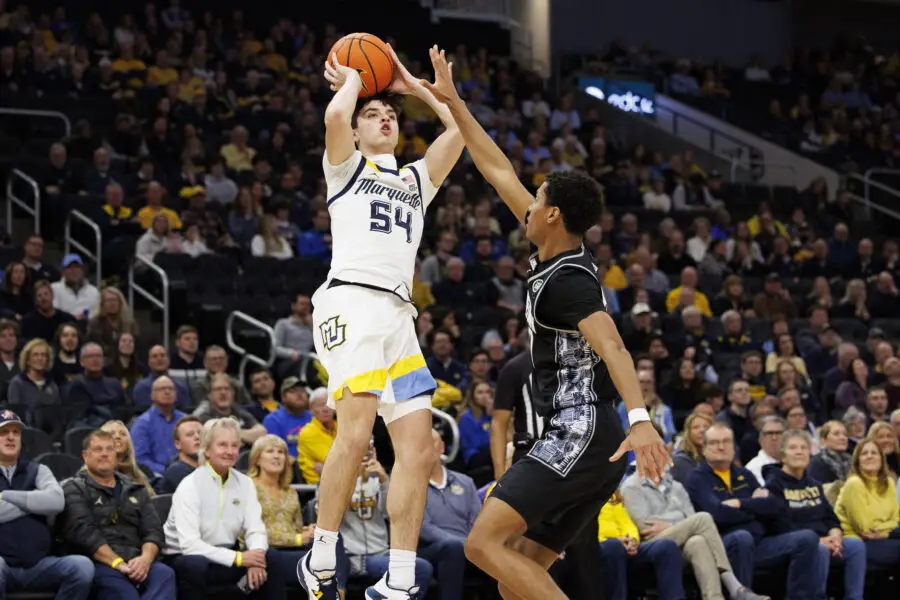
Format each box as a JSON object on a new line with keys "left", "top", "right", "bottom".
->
{"left": 324, "top": 52, "right": 359, "bottom": 92}
{"left": 609, "top": 421, "right": 672, "bottom": 484}
{"left": 385, "top": 44, "right": 420, "bottom": 95}
{"left": 419, "top": 45, "right": 460, "bottom": 106}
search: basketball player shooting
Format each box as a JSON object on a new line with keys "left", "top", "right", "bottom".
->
{"left": 420, "top": 48, "right": 671, "bottom": 600}
{"left": 298, "top": 43, "right": 464, "bottom": 600}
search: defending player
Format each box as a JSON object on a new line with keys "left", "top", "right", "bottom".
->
{"left": 421, "top": 48, "right": 671, "bottom": 600}
{"left": 299, "top": 47, "right": 464, "bottom": 600}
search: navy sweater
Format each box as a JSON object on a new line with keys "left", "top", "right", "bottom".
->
{"left": 764, "top": 468, "right": 840, "bottom": 537}
{"left": 685, "top": 461, "right": 780, "bottom": 541}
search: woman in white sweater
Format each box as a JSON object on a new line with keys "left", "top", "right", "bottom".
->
{"left": 163, "top": 417, "right": 289, "bottom": 600}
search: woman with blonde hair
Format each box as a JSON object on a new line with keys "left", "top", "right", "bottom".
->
{"left": 6, "top": 338, "right": 61, "bottom": 427}
{"left": 671, "top": 412, "right": 714, "bottom": 484}
{"left": 458, "top": 380, "right": 494, "bottom": 473}
{"left": 834, "top": 279, "right": 871, "bottom": 324}
{"left": 87, "top": 286, "right": 139, "bottom": 356}
{"left": 834, "top": 439, "right": 900, "bottom": 568}
{"left": 867, "top": 421, "right": 900, "bottom": 478}
{"left": 251, "top": 214, "right": 292, "bottom": 259}
{"left": 808, "top": 420, "right": 853, "bottom": 485}
{"left": 101, "top": 420, "right": 154, "bottom": 495}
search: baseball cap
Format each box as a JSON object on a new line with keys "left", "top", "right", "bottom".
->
{"left": 0, "top": 409, "right": 23, "bottom": 431}
{"left": 868, "top": 327, "right": 886, "bottom": 340}
{"left": 61, "top": 253, "right": 83, "bottom": 268}
{"left": 280, "top": 376, "right": 305, "bottom": 396}
{"left": 631, "top": 302, "right": 652, "bottom": 316}
{"left": 765, "top": 272, "right": 781, "bottom": 282}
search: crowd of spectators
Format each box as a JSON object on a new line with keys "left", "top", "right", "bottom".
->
{"left": 0, "top": 2, "right": 900, "bottom": 599}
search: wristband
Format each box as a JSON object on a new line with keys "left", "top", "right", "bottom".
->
{"left": 296, "top": 533, "right": 303, "bottom": 546}
{"left": 111, "top": 557, "right": 124, "bottom": 569}
{"left": 235, "top": 552, "right": 243, "bottom": 568}
{"left": 628, "top": 408, "right": 651, "bottom": 427}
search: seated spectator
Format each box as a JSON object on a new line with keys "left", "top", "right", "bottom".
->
{"left": 868, "top": 421, "right": 900, "bottom": 477}
{"left": 764, "top": 334, "right": 809, "bottom": 381}
{"left": 661, "top": 357, "right": 704, "bottom": 414}
{"left": 710, "top": 275, "right": 752, "bottom": 318}
{"left": 20, "top": 280, "right": 75, "bottom": 343}
{"left": 20, "top": 236, "right": 60, "bottom": 285}
{"left": 157, "top": 416, "right": 202, "bottom": 495}
{"left": 135, "top": 214, "right": 178, "bottom": 263}
{"left": 163, "top": 418, "right": 290, "bottom": 600}
{"left": 6, "top": 338, "right": 61, "bottom": 425}
{"left": 459, "top": 380, "right": 494, "bottom": 472}
{"left": 752, "top": 273, "right": 797, "bottom": 320}
{"left": 100, "top": 420, "right": 154, "bottom": 495}
{"left": 596, "top": 490, "right": 686, "bottom": 600}
{"left": 671, "top": 412, "right": 714, "bottom": 484}
{"left": 744, "top": 416, "right": 786, "bottom": 485}
{"left": 192, "top": 374, "right": 266, "bottom": 448}
{"left": 273, "top": 292, "right": 315, "bottom": 366}
{"left": 665, "top": 267, "right": 711, "bottom": 316}
{"left": 188, "top": 345, "right": 250, "bottom": 406}
{"left": 784, "top": 404, "right": 819, "bottom": 453}
{"left": 50, "top": 254, "right": 100, "bottom": 319}
{"left": 297, "top": 388, "right": 337, "bottom": 485}
{"left": 686, "top": 424, "right": 820, "bottom": 600}
{"left": 0, "top": 320, "right": 19, "bottom": 404}
{"left": 698, "top": 239, "right": 730, "bottom": 279}
{"left": 738, "top": 403, "right": 776, "bottom": 466}
{"left": 136, "top": 181, "right": 182, "bottom": 230}
{"left": 245, "top": 367, "right": 280, "bottom": 421}
{"left": 228, "top": 188, "right": 261, "bottom": 248}
{"left": 51, "top": 322, "right": 84, "bottom": 385}
{"left": 252, "top": 214, "right": 293, "bottom": 260}
{"left": 835, "top": 439, "right": 900, "bottom": 568}
{"left": 337, "top": 442, "right": 432, "bottom": 597}
{"left": 419, "top": 429, "right": 480, "bottom": 600}
{"left": 834, "top": 279, "right": 871, "bottom": 324}
{"left": 766, "top": 429, "right": 866, "bottom": 600}
{"left": 617, "top": 368, "right": 675, "bottom": 443}
{"left": 168, "top": 325, "right": 204, "bottom": 382}
{"left": 642, "top": 176, "right": 671, "bottom": 212}
{"left": 67, "top": 343, "right": 127, "bottom": 428}
{"left": 835, "top": 358, "right": 870, "bottom": 413}
{"left": 808, "top": 420, "right": 852, "bottom": 489}
{"left": 426, "top": 328, "right": 469, "bottom": 393}
{"left": 132, "top": 376, "right": 188, "bottom": 475}
{"left": 60, "top": 429, "right": 175, "bottom": 599}
{"left": 86, "top": 287, "right": 140, "bottom": 358}
{"left": 0, "top": 410, "right": 94, "bottom": 600}
{"left": 262, "top": 377, "right": 312, "bottom": 459}
{"left": 104, "top": 332, "right": 147, "bottom": 394}
{"left": 133, "top": 345, "right": 192, "bottom": 408}
{"left": 714, "top": 311, "right": 758, "bottom": 354}
{"left": 0, "top": 262, "right": 34, "bottom": 319}
{"left": 220, "top": 125, "right": 257, "bottom": 172}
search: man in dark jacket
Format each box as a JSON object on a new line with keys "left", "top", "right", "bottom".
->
{"left": 765, "top": 430, "right": 866, "bottom": 600}
{"left": 0, "top": 409, "right": 94, "bottom": 599}
{"left": 61, "top": 428, "right": 175, "bottom": 600}
{"left": 685, "top": 423, "right": 820, "bottom": 600}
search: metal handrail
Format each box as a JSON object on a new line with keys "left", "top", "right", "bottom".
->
{"left": 655, "top": 102, "right": 762, "bottom": 162}
{"left": 290, "top": 484, "right": 317, "bottom": 494}
{"left": 64, "top": 210, "right": 102, "bottom": 288}
{"left": 128, "top": 254, "right": 170, "bottom": 349}
{"left": 225, "top": 310, "right": 277, "bottom": 375}
{"left": 6, "top": 168, "right": 41, "bottom": 236}
{"left": 432, "top": 406, "right": 461, "bottom": 464}
{"left": 0, "top": 108, "right": 72, "bottom": 137}
{"left": 847, "top": 192, "right": 900, "bottom": 223}
{"left": 854, "top": 170, "right": 900, "bottom": 203}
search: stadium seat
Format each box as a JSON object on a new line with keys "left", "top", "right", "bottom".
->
{"left": 20, "top": 427, "right": 54, "bottom": 461}
{"left": 236, "top": 450, "right": 251, "bottom": 472}
{"left": 35, "top": 453, "right": 83, "bottom": 481}
{"left": 63, "top": 427, "right": 95, "bottom": 457}
{"left": 152, "top": 493, "right": 173, "bottom": 522}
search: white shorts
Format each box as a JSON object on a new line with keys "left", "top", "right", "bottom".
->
{"left": 312, "top": 283, "right": 436, "bottom": 420}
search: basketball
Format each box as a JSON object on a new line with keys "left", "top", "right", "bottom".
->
{"left": 328, "top": 33, "right": 395, "bottom": 97}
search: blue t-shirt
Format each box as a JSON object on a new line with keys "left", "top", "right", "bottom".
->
{"left": 458, "top": 409, "right": 492, "bottom": 465}
{"left": 262, "top": 407, "right": 313, "bottom": 458}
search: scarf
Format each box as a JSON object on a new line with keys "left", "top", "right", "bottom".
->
{"left": 819, "top": 447, "right": 851, "bottom": 481}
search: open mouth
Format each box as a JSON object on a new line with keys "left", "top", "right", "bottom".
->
{"left": 381, "top": 123, "right": 392, "bottom": 135}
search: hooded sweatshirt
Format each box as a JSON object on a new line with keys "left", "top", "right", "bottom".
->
{"left": 765, "top": 468, "right": 840, "bottom": 536}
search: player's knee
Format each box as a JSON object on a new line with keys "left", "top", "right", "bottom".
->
{"left": 464, "top": 532, "right": 493, "bottom": 567}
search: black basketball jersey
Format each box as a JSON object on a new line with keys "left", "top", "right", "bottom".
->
{"left": 524, "top": 245, "right": 617, "bottom": 416}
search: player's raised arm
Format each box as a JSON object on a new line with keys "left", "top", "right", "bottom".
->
{"left": 386, "top": 45, "right": 464, "bottom": 187}
{"left": 323, "top": 53, "right": 363, "bottom": 166}
{"left": 577, "top": 311, "right": 672, "bottom": 483}
{"left": 420, "top": 47, "right": 533, "bottom": 225}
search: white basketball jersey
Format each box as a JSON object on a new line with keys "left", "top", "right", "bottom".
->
{"left": 322, "top": 150, "right": 438, "bottom": 300}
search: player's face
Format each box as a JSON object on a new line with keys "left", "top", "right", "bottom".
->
{"left": 354, "top": 100, "right": 399, "bottom": 155}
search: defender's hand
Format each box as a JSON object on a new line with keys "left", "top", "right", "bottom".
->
{"left": 419, "top": 45, "right": 460, "bottom": 106}
{"left": 610, "top": 421, "right": 671, "bottom": 484}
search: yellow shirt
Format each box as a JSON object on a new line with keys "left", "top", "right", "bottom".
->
{"left": 665, "top": 286, "right": 713, "bottom": 316}
{"left": 147, "top": 66, "right": 178, "bottom": 87}
{"left": 604, "top": 264, "right": 627, "bottom": 291}
{"left": 597, "top": 499, "right": 640, "bottom": 542}
{"left": 177, "top": 76, "right": 206, "bottom": 103}
{"left": 397, "top": 133, "right": 429, "bottom": 157}
{"left": 412, "top": 280, "right": 435, "bottom": 311}
{"left": 102, "top": 204, "right": 133, "bottom": 220}
{"left": 403, "top": 94, "right": 435, "bottom": 122}
{"left": 747, "top": 215, "right": 791, "bottom": 240}
{"left": 221, "top": 143, "right": 257, "bottom": 172}
{"left": 432, "top": 379, "right": 463, "bottom": 410}
{"left": 297, "top": 418, "right": 337, "bottom": 484}
{"left": 835, "top": 475, "right": 899, "bottom": 538}
{"left": 265, "top": 53, "right": 288, "bottom": 73}
{"left": 136, "top": 206, "right": 182, "bottom": 230}
{"left": 111, "top": 58, "right": 147, "bottom": 88}
{"left": 714, "top": 468, "right": 732, "bottom": 493}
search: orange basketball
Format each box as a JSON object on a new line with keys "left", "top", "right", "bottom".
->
{"left": 328, "top": 33, "right": 395, "bottom": 97}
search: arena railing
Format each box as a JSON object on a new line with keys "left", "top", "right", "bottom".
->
{"left": 64, "top": 210, "right": 102, "bottom": 288}
{"left": 5, "top": 168, "right": 41, "bottom": 236}
{"left": 128, "top": 254, "right": 170, "bottom": 349}
{"left": 0, "top": 107, "right": 72, "bottom": 138}
{"left": 225, "top": 310, "right": 277, "bottom": 377}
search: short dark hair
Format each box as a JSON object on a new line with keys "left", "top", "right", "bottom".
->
{"left": 427, "top": 327, "right": 452, "bottom": 348}
{"left": 351, "top": 93, "right": 403, "bottom": 129}
{"left": 176, "top": 325, "right": 198, "bottom": 339}
{"left": 544, "top": 171, "right": 603, "bottom": 237}
{"left": 173, "top": 415, "right": 202, "bottom": 441}
{"left": 83, "top": 429, "right": 114, "bottom": 451}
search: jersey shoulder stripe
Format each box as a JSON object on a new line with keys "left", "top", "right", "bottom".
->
{"left": 366, "top": 159, "right": 399, "bottom": 175}
{"left": 326, "top": 155, "right": 367, "bottom": 207}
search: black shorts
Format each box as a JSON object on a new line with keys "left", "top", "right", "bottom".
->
{"left": 491, "top": 402, "right": 627, "bottom": 554}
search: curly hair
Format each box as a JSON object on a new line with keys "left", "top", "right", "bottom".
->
{"left": 544, "top": 171, "right": 603, "bottom": 237}
{"left": 351, "top": 92, "right": 404, "bottom": 128}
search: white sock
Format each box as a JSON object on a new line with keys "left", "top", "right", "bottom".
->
{"left": 309, "top": 527, "right": 339, "bottom": 574}
{"left": 721, "top": 571, "right": 742, "bottom": 597}
{"left": 386, "top": 549, "right": 417, "bottom": 590}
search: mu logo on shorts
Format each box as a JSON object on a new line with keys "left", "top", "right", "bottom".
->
{"left": 319, "top": 315, "right": 347, "bottom": 351}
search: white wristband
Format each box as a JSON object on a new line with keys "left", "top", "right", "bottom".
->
{"left": 628, "top": 408, "right": 651, "bottom": 427}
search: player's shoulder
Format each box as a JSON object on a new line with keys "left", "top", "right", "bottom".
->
{"left": 545, "top": 262, "right": 601, "bottom": 291}
{"left": 322, "top": 148, "right": 364, "bottom": 176}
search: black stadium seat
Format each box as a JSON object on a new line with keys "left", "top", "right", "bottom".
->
{"left": 152, "top": 493, "right": 173, "bottom": 523}
{"left": 35, "top": 452, "right": 83, "bottom": 481}
{"left": 63, "top": 427, "right": 95, "bottom": 457}
{"left": 20, "top": 427, "right": 54, "bottom": 460}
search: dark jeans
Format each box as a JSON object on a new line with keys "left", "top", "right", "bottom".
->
{"left": 865, "top": 538, "right": 900, "bottom": 567}
{"left": 418, "top": 537, "right": 467, "bottom": 600}
{"left": 598, "top": 538, "right": 685, "bottom": 600}
{"left": 166, "top": 549, "right": 290, "bottom": 600}
{"left": 723, "top": 529, "right": 820, "bottom": 600}
{"left": 0, "top": 555, "right": 94, "bottom": 600}
{"left": 92, "top": 562, "right": 176, "bottom": 600}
